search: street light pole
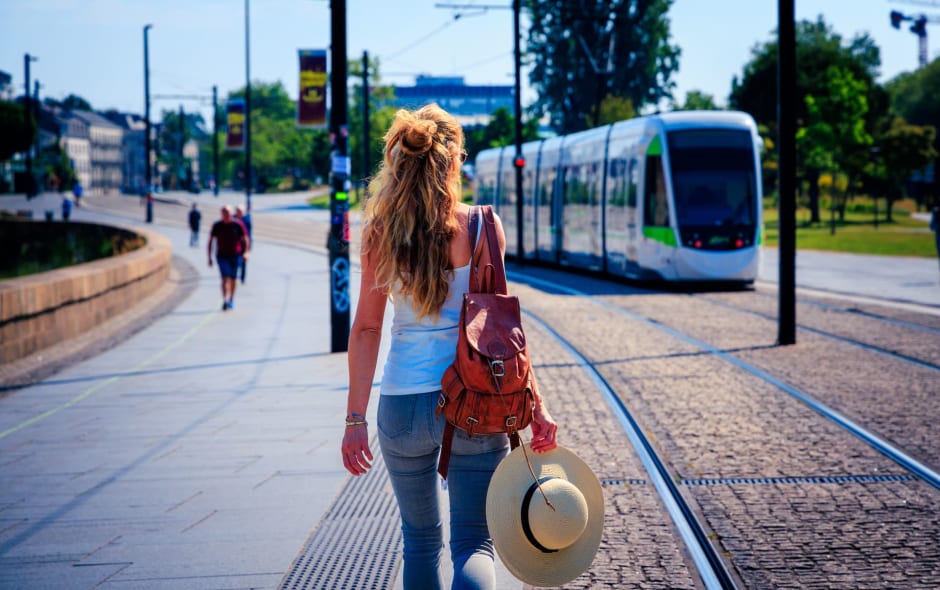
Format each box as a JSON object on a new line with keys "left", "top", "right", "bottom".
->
{"left": 23, "top": 53, "right": 38, "bottom": 199}
{"left": 213, "top": 85, "right": 219, "bottom": 197}
{"left": 144, "top": 24, "right": 153, "bottom": 222}
{"left": 244, "top": 0, "right": 252, "bottom": 213}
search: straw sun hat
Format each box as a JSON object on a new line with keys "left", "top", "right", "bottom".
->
{"left": 486, "top": 444, "right": 604, "bottom": 587}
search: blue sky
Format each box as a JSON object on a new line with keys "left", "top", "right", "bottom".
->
{"left": 0, "top": 0, "right": 934, "bottom": 124}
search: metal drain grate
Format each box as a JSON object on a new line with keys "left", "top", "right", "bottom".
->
{"left": 280, "top": 446, "right": 402, "bottom": 590}
{"left": 600, "top": 477, "right": 647, "bottom": 486}
{"left": 680, "top": 474, "right": 915, "bottom": 486}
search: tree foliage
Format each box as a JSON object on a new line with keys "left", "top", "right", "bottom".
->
{"left": 526, "top": 0, "right": 679, "bottom": 134}
{"left": 874, "top": 117, "right": 937, "bottom": 220}
{"left": 796, "top": 66, "right": 872, "bottom": 220}
{"left": 464, "top": 106, "right": 540, "bottom": 162}
{"left": 44, "top": 94, "right": 92, "bottom": 111}
{"left": 0, "top": 101, "right": 35, "bottom": 162}
{"left": 672, "top": 90, "right": 718, "bottom": 111}
{"left": 730, "top": 16, "right": 886, "bottom": 133}
{"left": 217, "top": 81, "right": 331, "bottom": 191}
{"left": 348, "top": 55, "right": 398, "bottom": 187}
{"left": 730, "top": 16, "right": 887, "bottom": 221}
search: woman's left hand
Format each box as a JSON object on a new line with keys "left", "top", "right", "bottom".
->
{"left": 529, "top": 404, "right": 558, "bottom": 453}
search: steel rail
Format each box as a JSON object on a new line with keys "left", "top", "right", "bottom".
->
{"left": 513, "top": 271, "right": 940, "bottom": 493}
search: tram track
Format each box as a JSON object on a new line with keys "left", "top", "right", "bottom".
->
{"left": 691, "top": 292, "right": 940, "bottom": 372}
{"left": 523, "top": 309, "right": 738, "bottom": 589}
{"left": 512, "top": 270, "right": 940, "bottom": 492}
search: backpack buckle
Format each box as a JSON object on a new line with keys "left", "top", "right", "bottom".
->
{"left": 490, "top": 360, "right": 505, "bottom": 377}
{"left": 505, "top": 416, "right": 517, "bottom": 428}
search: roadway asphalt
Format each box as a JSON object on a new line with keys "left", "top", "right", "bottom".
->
{"left": 0, "top": 190, "right": 938, "bottom": 589}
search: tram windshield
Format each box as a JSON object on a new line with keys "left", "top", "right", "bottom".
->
{"left": 667, "top": 129, "right": 757, "bottom": 230}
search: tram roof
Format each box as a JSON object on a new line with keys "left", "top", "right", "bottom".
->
{"left": 473, "top": 110, "right": 758, "bottom": 165}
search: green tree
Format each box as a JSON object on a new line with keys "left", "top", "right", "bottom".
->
{"left": 797, "top": 66, "right": 872, "bottom": 226}
{"left": 0, "top": 101, "right": 35, "bottom": 162}
{"left": 348, "top": 55, "right": 398, "bottom": 194}
{"left": 44, "top": 94, "right": 92, "bottom": 111}
{"left": 526, "top": 0, "right": 679, "bottom": 133}
{"left": 585, "top": 95, "right": 636, "bottom": 127}
{"left": 672, "top": 90, "right": 718, "bottom": 111}
{"left": 730, "top": 16, "right": 888, "bottom": 221}
{"left": 874, "top": 117, "right": 937, "bottom": 221}
{"left": 223, "top": 81, "right": 330, "bottom": 192}
{"left": 464, "top": 106, "right": 540, "bottom": 162}
{"left": 886, "top": 56, "right": 940, "bottom": 204}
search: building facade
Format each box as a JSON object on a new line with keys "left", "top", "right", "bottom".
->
{"left": 70, "top": 111, "right": 123, "bottom": 194}
{"left": 392, "top": 76, "right": 514, "bottom": 126}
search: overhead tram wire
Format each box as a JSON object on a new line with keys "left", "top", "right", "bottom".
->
{"left": 384, "top": 17, "right": 459, "bottom": 62}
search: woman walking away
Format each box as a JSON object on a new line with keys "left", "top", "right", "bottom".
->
{"left": 341, "top": 104, "right": 558, "bottom": 590}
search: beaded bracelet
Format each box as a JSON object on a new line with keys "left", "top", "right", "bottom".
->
{"left": 345, "top": 413, "right": 367, "bottom": 427}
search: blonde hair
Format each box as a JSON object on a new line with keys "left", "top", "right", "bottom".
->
{"left": 363, "top": 104, "right": 465, "bottom": 319}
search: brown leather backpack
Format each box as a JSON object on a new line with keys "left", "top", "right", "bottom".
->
{"left": 437, "top": 205, "right": 536, "bottom": 478}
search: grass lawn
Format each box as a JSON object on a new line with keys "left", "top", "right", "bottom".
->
{"left": 763, "top": 198, "right": 938, "bottom": 257}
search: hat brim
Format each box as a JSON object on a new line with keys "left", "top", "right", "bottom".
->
{"left": 486, "top": 444, "right": 604, "bottom": 587}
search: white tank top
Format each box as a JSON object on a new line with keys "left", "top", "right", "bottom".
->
{"left": 380, "top": 264, "right": 471, "bottom": 396}
{"left": 380, "top": 217, "right": 483, "bottom": 396}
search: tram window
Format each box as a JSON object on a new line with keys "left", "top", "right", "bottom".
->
{"left": 627, "top": 159, "right": 638, "bottom": 208}
{"left": 643, "top": 156, "right": 669, "bottom": 227}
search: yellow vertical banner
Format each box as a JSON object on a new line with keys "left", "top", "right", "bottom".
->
{"left": 225, "top": 99, "right": 245, "bottom": 151}
{"left": 297, "top": 49, "right": 327, "bottom": 129}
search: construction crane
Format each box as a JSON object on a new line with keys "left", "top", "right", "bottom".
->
{"left": 890, "top": 8, "right": 940, "bottom": 67}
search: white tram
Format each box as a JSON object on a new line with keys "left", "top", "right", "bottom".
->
{"left": 474, "top": 110, "right": 763, "bottom": 283}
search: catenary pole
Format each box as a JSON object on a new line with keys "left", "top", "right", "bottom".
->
{"left": 362, "top": 50, "right": 370, "bottom": 204}
{"left": 143, "top": 25, "right": 153, "bottom": 222}
{"left": 329, "top": 0, "right": 351, "bottom": 352}
{"left": 513, "top": 0, "right": 524, "bottom": 261}
{"left": 777, "top": 0, "right": 796, "bottom": 345}
{"left": 244, "top": 0, "right": 252, "bottom": 212}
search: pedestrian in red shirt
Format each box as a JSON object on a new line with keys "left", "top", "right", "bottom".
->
{"left": 208, "top": 205, "right": 250, "bottom": 310}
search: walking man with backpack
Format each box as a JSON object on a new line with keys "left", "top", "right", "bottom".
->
{"left": 207, "top": 205, "right": 249, "bottom": 311}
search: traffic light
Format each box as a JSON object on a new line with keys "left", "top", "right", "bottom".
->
{"left": 513, "top": 155, "right": 526, "bottom": 169}
{"left": 911, "top": 16, "right": 927, "bottom": 37}
{"left": 890, "top": 10, "right": 905, "bottom": 29}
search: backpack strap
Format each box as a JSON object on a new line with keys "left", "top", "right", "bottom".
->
{"left": 438, "top": 420, "right": 455, "bottom": 479}
{"left": 479, "top": 206, "right": 508, "bottom": 295}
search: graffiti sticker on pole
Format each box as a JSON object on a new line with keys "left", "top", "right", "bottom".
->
{"left": 331, "top": 257, "right": 350, "bottom": 313}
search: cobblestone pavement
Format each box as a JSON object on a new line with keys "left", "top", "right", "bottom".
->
{"left": 4, "top": 191, "right": 939, "bottom": 589}
{"left": 511, "top": 266, "right": 940, "bottom": 589}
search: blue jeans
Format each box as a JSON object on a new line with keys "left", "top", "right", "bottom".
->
{"left": 378, "top": 392, "right": 509, "bottom": 590}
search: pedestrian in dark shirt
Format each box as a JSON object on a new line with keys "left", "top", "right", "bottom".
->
{"left": 208, "top": 205, "right": 250, "bottom": 311}
{"left": 188, "top": 203, "right": 202, "bottom": 247}
{"left": 61, "top": 196, "right": 73, "bottom": 221}
{"left": 234, "top": 205, "right": 252, "bottom": 283}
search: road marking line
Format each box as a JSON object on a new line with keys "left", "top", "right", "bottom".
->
{"left": 0, "top": 311, "right": 216, "bottom": 440}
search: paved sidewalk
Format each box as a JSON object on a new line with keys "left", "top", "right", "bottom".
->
{"left": 0, "top": 201, "right": 362, "bottom": 588}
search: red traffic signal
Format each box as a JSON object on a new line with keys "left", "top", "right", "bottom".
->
{"left": 890, "top": 10, "right": 905, "bottom": 29}
{"left": 513, "top": 156, "right": 526, "bottom": 168}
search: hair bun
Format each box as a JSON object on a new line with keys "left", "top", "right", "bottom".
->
{"left": 400, "top": 120, "right": 437, "bottom": 156}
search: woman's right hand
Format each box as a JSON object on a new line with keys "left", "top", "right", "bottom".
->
{"left": 529, "top": 404, "right": 558, "bottom": 453}
{"left": 341, "top": 423, "right": 373, "bottom": 476}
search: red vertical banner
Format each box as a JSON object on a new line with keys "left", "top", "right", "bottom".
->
{"left": 297, "top": 49, "right": 327, "bottom": 129}
{"left": 225, "top": 99, "right": 245, "bottom": 151}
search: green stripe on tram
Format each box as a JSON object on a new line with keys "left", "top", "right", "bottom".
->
{"left": 643, "top": 226, "right": 677, "bottom": 247}
{"left": 646, "top": 135, "right": 662, "bottom": 156}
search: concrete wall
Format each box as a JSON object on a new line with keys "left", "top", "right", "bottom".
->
{"left": 0, "top": 226, "right": 171, "bottom": 364}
